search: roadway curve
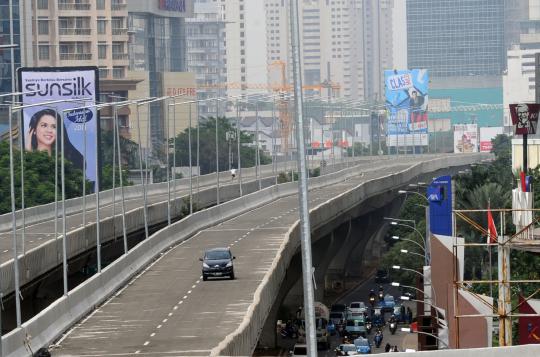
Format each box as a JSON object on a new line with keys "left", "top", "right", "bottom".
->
{"left": 50, "top": 154, "right": 482, "bottom": 356}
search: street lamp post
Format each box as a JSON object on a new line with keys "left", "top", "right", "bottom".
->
{"left": 398, "top": 189, "right": 431, "bottom": 265}
{"left": 400, "top": 249, "right": 425, "bottom": 259}
{"left": 392, "top": 236, "right": 425, "bottom": 253}
{"left": 390, "top": 221, "right": 427, "bottom": 265}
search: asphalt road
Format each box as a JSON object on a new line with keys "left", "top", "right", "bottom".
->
{"left": 50, "top": 156, "right": 424, "bottom": 356}
{"left": 0, "top": 159, "right": 339, "bottom": 265}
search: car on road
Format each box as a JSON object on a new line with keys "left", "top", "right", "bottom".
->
{"left": 289, "top": 343, "right": 307, "bottom": 356}
{"left": 353, "top": 337, "right": 372, "bottom": 354}
{"left": 330, "top": 311, "right": 347, "bottom": 327}
{"left": 374, "top": 269, "right": 389, "bottom": 283}
{"left": 335, "top": 343, "right": 359, "bottom": 356}
{"left": 331, "top": 303, "right": 348, "bottom": 314}
{"left": 345, "top": 318, "right": 367, "bottom": 338}
{"left": 200, "top": 248, "right": 236, "bottom": 281}
{"left": 348, "top": 302, "right": 367, "bottom": 318}
{"left": 378, "top": 294, "right": 396, "bottom": 312}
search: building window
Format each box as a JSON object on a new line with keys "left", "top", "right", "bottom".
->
{"left": 98, "top": 44, "right": 107, "bottom": 59}
{"left": 97, "top": 19, "right": 107, "bottom": 34}
{"left": 37, "top": 0, "right": 48, "bottom": 9}
{"left": 97, "top": 0, "right": 105, "bottom": 10}
{"left": 38, "top": 44, "right": 49, "bottom": 60}
{"left": 38, "top": 20, "right": 49, "bottom": 35}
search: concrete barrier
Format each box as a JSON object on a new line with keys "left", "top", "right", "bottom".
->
{"left": 0, "top": 157, "right": 344, "bottom": 232}
{"left": 210, "top": 154, "right": 491, "bottom": 356}
{"left": 378, "top": 345, "right": 540, "bottom": 357}
{"left": 1, "top": 154, "right": 489, "bottom": 356}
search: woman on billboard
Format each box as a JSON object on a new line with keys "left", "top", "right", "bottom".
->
{"left": 25, "top": 108, "right": 84, "bottom": 170}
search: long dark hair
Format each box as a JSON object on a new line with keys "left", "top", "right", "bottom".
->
{"left": 28, "top": 108, "right": 84, "bottom": 170}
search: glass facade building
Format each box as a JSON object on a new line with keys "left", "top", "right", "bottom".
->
{"left": 407, "top": 0, "right": 505, "bottom": 77}
{"left": 129, "top": 13, "right": 186, "bottom": 157}
{"left": 0, "top": 0, "right": 20, "bottom": 135}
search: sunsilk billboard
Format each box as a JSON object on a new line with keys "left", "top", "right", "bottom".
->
{"left": 18, "top": 67, "right": 100, "bottom": 188}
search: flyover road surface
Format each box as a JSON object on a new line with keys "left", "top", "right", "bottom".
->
{"left": 51, "top": 155, "right": 443, "bottom": 356}
{"left": 0, "top": 158, "right": 350, "bottom": 265}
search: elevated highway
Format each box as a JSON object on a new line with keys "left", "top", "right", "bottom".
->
{"left": 0, "top": 159, "right": 352, "bottom": 298}
{"left": 2, "top": 154, "right": 490, "bottom": 356}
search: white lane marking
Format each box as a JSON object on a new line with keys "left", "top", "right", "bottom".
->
{"left": 179, "top": 301, "right": 183, "bottom": 304}
{"left": 143, "top": 341, "right": 149, "bottom": 346}
{"left": 191, "top": 285, "right": 196, "bottom": 289}
{"left": 157, "top": 325, "right": 162, "bottom": 329}
{"left": 150, "top": 332, "right": 155, "bottom": 337}
{"left": 183, "top": 295, "right": 188, "bottom": 299}
{"left": 163, "top": 318, "right": 168, "bottom": 323}
{"left": 187, "top": 290, "right": 192, "bottom": 294}
{"left": 3, "top": 250, "right": 8, "bottom": 253}
{"left": 173, "top": 306, "right": 178, "bottom": 310}
{"left": 135, "top": 350, "right": 140, "bottom": 354}
{"left": 168, "top": 312, "right": 173, "bottom": 317}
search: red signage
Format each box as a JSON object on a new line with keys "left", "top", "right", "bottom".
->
{"left": 480, "top": 141, "right": 493, "bottom": 152}
{"left": 510, "top": 103, "right": 540, "bottom": 135}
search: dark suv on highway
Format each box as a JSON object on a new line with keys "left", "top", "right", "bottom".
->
{"left": 200, "top": 248, "right": 235, "bottom": 281}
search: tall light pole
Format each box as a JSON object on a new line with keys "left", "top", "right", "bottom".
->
{"left": 290, "top": 0, "right": 317, "bottom": 354}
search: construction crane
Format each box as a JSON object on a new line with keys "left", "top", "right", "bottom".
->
{"left": 198, "top": 60, "right": 340, "bottom": 153}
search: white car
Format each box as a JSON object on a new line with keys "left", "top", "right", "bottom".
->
{"left": 289, "top": 343, "right": 307, "bottom": 356}
{"left": 348, "top": 301, "right": 367, "bottom": 318}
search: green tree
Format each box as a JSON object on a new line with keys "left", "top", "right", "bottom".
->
{"left": 171, "top": 116, "right": 271, "bottom": 175}
{"left": 0, "top": 141, "right": 88, "bottom": 214}
{"left": 99, "top": 130, "right": 135, "bottom": 189}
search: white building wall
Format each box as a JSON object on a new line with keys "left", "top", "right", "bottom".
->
{"left": 503, "top": 47, "right": 536, "bottom": 130}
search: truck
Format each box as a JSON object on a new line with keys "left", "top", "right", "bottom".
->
{"left": 297, "top": 301, "right": 330, "bottom": 349}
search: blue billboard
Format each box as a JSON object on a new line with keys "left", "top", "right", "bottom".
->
{"left": 384, "top": 69, "right": 429, "bottom": 146}
{"left": 428, "top": 175, "right": 452, "bottom": 236}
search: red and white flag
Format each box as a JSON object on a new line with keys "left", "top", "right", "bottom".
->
{"left": 487, "top": 207, "right": 498, "bottom": 244}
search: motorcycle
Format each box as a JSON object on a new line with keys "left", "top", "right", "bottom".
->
{"left": 280, "top": 324, "right": 297, "bottom": 339}
{"left": 374, "top": 332, "right": 383, "bottom": 348}
{"left": 389, "top": 321, "right": 397, "bottom": 335}
{"left": 366, "top": 321, "right": 373, "bottom": 335}
{"left": 369, "top": 295, "right": 376, "bottom": 306}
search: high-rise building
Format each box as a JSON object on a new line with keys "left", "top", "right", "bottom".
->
{"left": 29, "top": 0, "right": 138, "bottom": 138}
{"left": 362, "top": 0, "right": 394, "bottom": 101}
{"left": 127, "top": 0, "right": 196, "bottom": 160}
{"left": 265, "top": 0, "right": 362, "bottom": 100}
{"left": 264, "top": 0, "right": 394, "bottom": 101}
{"left": 503, "top": 1, "right": 540, "bottom": 131}
{"left": 0, "top": 0, "right": 22, "bottom": 135}
{"left": 407, "top": 0, "right": 506, "bottom": 78}
{"left": 222, "top": 0, "right": 247, "bottom": 99}
{"left": 186, "top": 0, "right": 227, "bottom": 116}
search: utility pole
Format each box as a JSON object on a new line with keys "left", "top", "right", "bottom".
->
{"left": 289, "top": 0, "right": 317, "bottom": 355}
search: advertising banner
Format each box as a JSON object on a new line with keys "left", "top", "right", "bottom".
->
{"left": 428, "top": 175, "right": 452, "bottom": 236}
{"left": 509, "top": 103, "right": 540, "bottom": 135}
{"left": 18, "top": 67, "right": 99, "bottom": 187}
{"left": 385, "top": 69, "right": 429, "bottom": 146}
{"left": 479, "top": 126, "right": 504, "bottom": 152}
{"left": 453, "top": 124, "right": 478, "bottom": 153}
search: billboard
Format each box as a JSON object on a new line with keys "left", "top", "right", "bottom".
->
{"left": 18, "top": 67, "right": 99, "bottom": 187}
{"left": 509, "top": 103, "right": 540, "bottom": 135}
{"left": 428, "top": 175, "right": 452, "bottom": 236}
{"left": 479, "top": 126, "right": 504, "bottom": 152}
{"left": 453, "top": 124, "right": 478, "bottom": 153}
{"left": 385, "top": 69, "right": 429, "bottom": 146}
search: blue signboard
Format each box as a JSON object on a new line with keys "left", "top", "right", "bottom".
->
{"left": 428, "top": 175, "right": 452, "bottom": 236}
{"left": 384, "top": 69, "right": 429, "bottom": 146}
